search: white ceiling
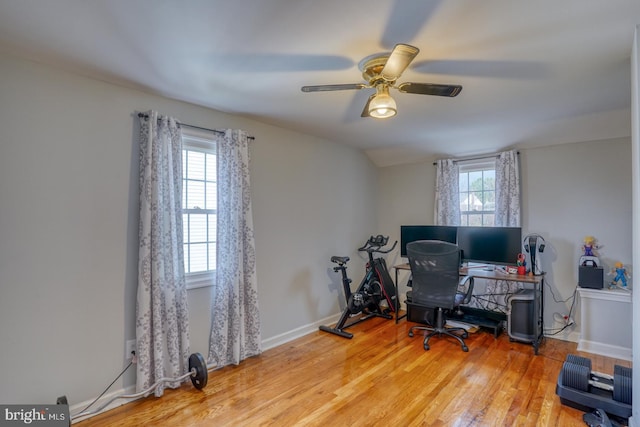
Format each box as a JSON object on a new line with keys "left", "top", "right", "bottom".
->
{"left": 1, "top": 0, "right": 638, "bottom": 166}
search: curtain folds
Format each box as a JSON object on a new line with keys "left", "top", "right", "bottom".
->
{"left": 136, "top": 111, "right": 191, "bottom": 396}
{"left": 495, "top": 149, "right": 521, "bottom": 227}
{"left": 434, "top": 159, "right": 460, "bottom": 226}
{"left": 208, "top": 129, "right": 261, "bottom": 367}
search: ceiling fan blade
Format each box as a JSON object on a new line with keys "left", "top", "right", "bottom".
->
{"left": 381, "top": 44, "right": 419, "bottom": 81}
{"left": 301, "top": 83, "right": 366, "bottom": 92}
{"left": 361, "top": 95, "right": 375, "bottom": 117}
{"left": 397, "top": 82, "right": 462, "bottom": 97}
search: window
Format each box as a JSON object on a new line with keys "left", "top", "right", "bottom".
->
{"left": 182, "top": 129, "right": 217, "bottom": 289}
{"left": 458, "top": 159, "right": 496, "bottom": 226}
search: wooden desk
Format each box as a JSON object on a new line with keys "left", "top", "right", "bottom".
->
{"left": 393, "top": 263, "right": 545, "bottom": 354}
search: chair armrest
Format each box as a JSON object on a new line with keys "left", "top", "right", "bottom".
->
{"left": 457, "top": 275, "right": 474, "bottom": 304}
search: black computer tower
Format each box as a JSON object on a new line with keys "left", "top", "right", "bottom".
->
{"left": 507, "top": 289, "right": 540, "bottom": 343}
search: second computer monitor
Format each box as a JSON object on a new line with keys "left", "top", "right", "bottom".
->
{"left": 456, "top": 226, "right": 522, "bottom": 266}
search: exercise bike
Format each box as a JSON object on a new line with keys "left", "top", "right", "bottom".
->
{"left": 319, "top": 235, "right": 398, "bottom": 339}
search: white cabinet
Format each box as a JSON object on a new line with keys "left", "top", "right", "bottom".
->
{"left": 577, "top": 287, "right": 632, "bottom": 361}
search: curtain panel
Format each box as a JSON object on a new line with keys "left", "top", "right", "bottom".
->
{"left": 434, "top": 159, "right": 460, "bottom": 226}
{"left": 137, "top": 111, "right": 191, "bottom": 396}
{"left": 495, "top": 149, "right": 521, "bottom": 227}
{"left": 209, "top": 129, "right": 261, "bottom": 367}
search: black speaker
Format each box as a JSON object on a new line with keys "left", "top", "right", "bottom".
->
{"left": 579, "top": 266, "right": 604, "bottom": 289}
{"left": 507, "top": 290, "right": 539, "bottom": 343}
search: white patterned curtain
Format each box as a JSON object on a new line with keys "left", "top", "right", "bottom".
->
{"left": 495, "top": 149, "right": 521, "bottom": 227}
{"left": 208, "top": 129, "right": 261, "bottom": 367}
{"left": 137, "top": 111, "right": 190, "bottom": 396}
{"left": 434, "top": 159, "right": 460, "bottom": 226}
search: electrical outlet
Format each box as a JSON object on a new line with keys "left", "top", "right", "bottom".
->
{"left": 125, "top": 339, "right": 136, "bottom": 360}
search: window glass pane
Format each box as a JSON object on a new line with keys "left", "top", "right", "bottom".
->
{"left": 206, "top": 183, "right": 217, "bottom": 210}
{"left": 484, "top": 214, "right": 495, "bottom": 226}
{"left": 189, "top": 243, "right": 208, "bottom": 272}
{"left": 206, "top": 153, "right": 217, "bottom": 182}
{"left": 186, "top": 180, "right": 205, "bottom": 209}
{"left": 468, "top": 214, "right": 482, "bottom": 226}
{"left": 187, "top": 150, "right": 205, "bottom": 180}
{"left": 460, "top": 215, "right": 468, "bottom": 226}
{"left": 189, "top": 214, "right": 207, "bottom": 243}
{"left": 485, "top": 190, "right": 495, "bottom": 209}
{"left": 484, "top": 170, "right": 495, "bottom": 190}
{"left": 470, "top": 191, "right": 482, "bottom": 211}
{"left": 459, "top": 173, "right": 468, "bottom": 192}
{"left": 459, "top": 191, "right": 468, "bottom": 212}
{"left": 468, "top": 171, "right": 483, "bottom": 191}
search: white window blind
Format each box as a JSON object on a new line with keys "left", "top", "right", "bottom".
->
{"left": 182, "top": 129, "right": 217, "bottom": 289}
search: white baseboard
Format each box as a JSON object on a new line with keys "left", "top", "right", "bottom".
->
{"left": 577, "top": 339, "right": 632, "bottom": 361}
{"left": 261, "top": 313, "right": 341, "bottom": 351}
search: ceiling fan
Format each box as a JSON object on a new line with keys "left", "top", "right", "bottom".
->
{"left": 301, "top": 44, "right": 462, "bottom": 119}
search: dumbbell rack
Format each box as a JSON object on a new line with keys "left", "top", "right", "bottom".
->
{"left": 556, "top": 354, "right": 632, "bottom": 420}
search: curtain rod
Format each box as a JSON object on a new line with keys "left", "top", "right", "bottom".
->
{"left": 432, "top": 151, "right": 519, "bottom": 165}
{"left": 136, "top": 112, "right": 254, "bottom": 140}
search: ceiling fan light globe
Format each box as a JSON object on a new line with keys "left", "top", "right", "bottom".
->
{"left": 369, "top": 93, "right": 397, "bottom": 119}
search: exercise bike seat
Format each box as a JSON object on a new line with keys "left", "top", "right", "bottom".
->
{"left": 330, "top": 256, "right": 350, "bottom": 265}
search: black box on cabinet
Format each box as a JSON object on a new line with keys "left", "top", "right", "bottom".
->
{"left": 507, "top": 289, "right": 539, "bottom": 343}
{"left": 579, "top": 266, "right": 604, "bottom": 289}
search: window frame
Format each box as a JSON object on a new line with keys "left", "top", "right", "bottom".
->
{"left": 181, "top": 128, "right": 218, "bottom": 290}
{"left": 458, "top": 158, "right": 496, "bottom": 227}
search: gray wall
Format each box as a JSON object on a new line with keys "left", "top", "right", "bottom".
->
{"left": 0, "top": 53, "right": 378, "bottom": 405}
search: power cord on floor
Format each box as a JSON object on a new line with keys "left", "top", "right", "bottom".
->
{"left": 76, "top": 351, "right": 136, "bottom": 415}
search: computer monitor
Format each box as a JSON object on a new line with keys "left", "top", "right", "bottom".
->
{"left": 400, "top": 225, "right": 458, "bottom": 257}
{"left": 456, "top": 226, "right": 522, "bottom": 266}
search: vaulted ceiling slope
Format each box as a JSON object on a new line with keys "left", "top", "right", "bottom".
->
{"left": 1, "top": 0, "right": 638, "bottom": 166}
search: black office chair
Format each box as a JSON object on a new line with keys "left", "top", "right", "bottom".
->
{"left": 406, "top": 240, "right": 474, "bottom": 352}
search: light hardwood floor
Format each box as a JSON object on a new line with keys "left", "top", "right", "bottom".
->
{"left": 76, "top": 315, "right": 631, "bottom": 426}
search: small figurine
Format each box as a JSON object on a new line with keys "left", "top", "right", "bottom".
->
{"left": 582, "top": 236, "right": 602, "bottom": 257}
{"left": 609, "top": 262, "right": 630, "bottom": 289}
{"left": 516, "top": 253, "right": 526, "bottom": 275}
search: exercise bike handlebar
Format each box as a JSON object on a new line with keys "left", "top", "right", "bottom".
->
{"left": 357, "top": 235, "right": 397, "bottom": 254}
